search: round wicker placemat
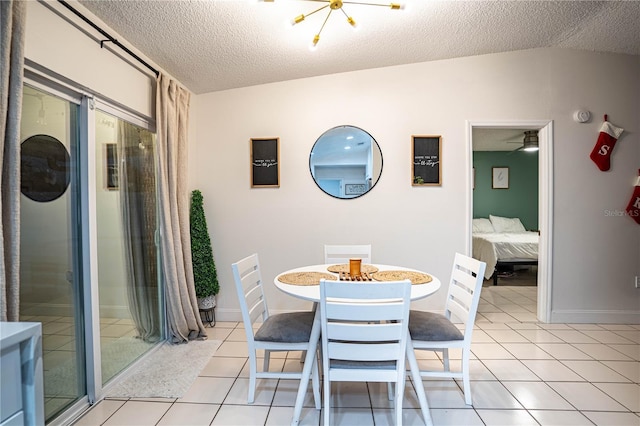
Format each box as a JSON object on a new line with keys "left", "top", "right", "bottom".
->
{"left": 278, "top": 272, "right": 337, "bottom": 286}
{"left": 326, "top": 264, "right": 379, "bottom": 274}
{"left": 372, "top": 270, "right": 433, "bottom": 285}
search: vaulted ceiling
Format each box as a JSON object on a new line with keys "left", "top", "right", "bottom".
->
{"left": 77, "top": 0, "right": 640, "bottom": 95}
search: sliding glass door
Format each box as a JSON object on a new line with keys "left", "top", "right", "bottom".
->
{"left": 19, "top": 85, "right": 85, "bottom": 420}
{"left": 19, "top": 81, "right": 163, "bottom": 423}
{"left": 94, "top": 109, "right": 161, "bottom": 385}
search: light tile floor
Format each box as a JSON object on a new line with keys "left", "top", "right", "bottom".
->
{"left": 21, "top": 313, "right": 145, "bottom": 419}
{"left": 72, "top": 285, "right": 640, "bottom": 425}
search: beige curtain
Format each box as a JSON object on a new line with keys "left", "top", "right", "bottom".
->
{"left": 119, "top": 123, "right": 160, "bottom": 342}
{"left": 1, "top": 1, "right": 26, "bottom": 322}
{"left": 156, "top": 73, "right": 206, "bottom": 343}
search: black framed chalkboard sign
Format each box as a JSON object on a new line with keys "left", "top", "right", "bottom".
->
{"left": 412, "top": 135, "right": 442, "bottom": 186}
{"left": 250, "top": 137, "right": 280, "bottom": 188}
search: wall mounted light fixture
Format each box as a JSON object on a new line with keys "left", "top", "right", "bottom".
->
{"left": 262, "top": 0, "right": 403, "bottom": 47}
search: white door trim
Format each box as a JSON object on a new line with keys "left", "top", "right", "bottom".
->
{"left": 466, "top": 120, "right": 553, "bottom": 323}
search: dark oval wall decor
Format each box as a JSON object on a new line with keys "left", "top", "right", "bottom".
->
{"left": 20, "top": 134, "right": 70, "bottom": 202}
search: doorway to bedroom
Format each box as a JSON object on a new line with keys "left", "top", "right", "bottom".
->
{"left": 468, "top": 121, "right": 553, "bottom": 323}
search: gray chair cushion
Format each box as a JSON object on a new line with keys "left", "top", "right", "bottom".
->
{"left": 331, "top": 360, "right": 396, "bottom": 369}
{"left": 408, "top": 310, "right": 464, "bottom": 341}
{"left": 254, "top": 311, "right": 315, "bottom": 343}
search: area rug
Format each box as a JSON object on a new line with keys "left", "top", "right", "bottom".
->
{"left": 105, "top": 339, "right": 221, "bottom": 398}
{"left": 101, "top": 335, "right": 157, "bottom": 384}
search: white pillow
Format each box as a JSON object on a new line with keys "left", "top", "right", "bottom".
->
{"left": 472, "top": 218, "right": 495, "bottom": 233}
{"left": 489, "top": 215, "right": 527, "bottom": 233}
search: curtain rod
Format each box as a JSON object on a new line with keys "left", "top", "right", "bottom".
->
{"left": 57, "top": 0, "right": 160, "bottom": 78}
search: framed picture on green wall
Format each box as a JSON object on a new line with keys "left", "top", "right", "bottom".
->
{"left": 492, "top": 167, "right": 509, "bottom": 189}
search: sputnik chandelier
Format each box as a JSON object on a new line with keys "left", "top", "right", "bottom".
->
{"left": 263, "top": 0, "right": 403, "bottom": 47}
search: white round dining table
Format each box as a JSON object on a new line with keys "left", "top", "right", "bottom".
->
{"left": 274, "top": 263, "right": 441, "bottom": 302}
{"left": 273, "top": 263, "right": 441, "bottom": 426}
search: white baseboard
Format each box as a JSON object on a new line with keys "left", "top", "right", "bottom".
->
{"left": 551, "top": 309, "right": 640, "bottom": 324}
{"left": 213, "top": 308, "right": 245, "bottom": 323}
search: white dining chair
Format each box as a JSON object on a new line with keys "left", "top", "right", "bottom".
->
{"left": 319, "top": 279, "right": 414, "bottom": 426}
{"left": 323, "top": 244, "right": 372, "bottom": 264}
{"left": 304, "top": 244, "right": 373, "bottom": 361}
{"left": 407, "top": 253, "right": 486, "bottom": 405}
{"left": 231, "top": 253, "right": 321, "bottom": 407}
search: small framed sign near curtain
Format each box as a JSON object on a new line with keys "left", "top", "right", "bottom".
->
{"left": 250, "top": 137, "right": 280, "bottom": 188}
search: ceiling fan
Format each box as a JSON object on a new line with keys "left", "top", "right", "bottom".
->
{"left": 506, "top": 130, "right": 539, "bottom": 153}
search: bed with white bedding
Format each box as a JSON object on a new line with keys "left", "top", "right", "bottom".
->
{"left": 472, "top": 216, "right": 539, "bottom": 285}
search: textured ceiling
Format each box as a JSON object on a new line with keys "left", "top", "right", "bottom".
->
{"left": 77, "top": 0, "right": 640, "bottom": 94}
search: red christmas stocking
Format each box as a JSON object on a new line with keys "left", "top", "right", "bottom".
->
{"left": 626, "top": 170, "right": 640, "bottom": 225}
{"left": 590, "top": 118, "right": 624, "bottom": 171}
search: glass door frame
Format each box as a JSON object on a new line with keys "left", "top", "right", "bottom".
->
{"left": 23, "top": 66, "right": 163, "bottom": 425}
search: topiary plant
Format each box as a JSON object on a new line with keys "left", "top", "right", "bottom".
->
{"left": 190, "top": 190, "right": 219, "bottom": 299}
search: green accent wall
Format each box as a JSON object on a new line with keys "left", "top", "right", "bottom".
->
{"left": 473, "top": 151, "right": 539, "bottom": 230}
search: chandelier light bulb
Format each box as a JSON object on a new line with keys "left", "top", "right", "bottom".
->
{"left": 309, "top": 36, "right": 320, "bottom": 51}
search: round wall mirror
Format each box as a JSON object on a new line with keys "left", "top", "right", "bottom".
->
{"left": 309, "top": 125, "right": 383, "bottom": 199}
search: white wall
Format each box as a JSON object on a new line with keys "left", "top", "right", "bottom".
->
{"left": 193, "top": 48, "right": 640, "bottom": 323}
{"left": 548, "top": 50, "right": 640, "bottom": 322}
{"left": 25, "top": 0, "right": 155, "bottom": 118}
